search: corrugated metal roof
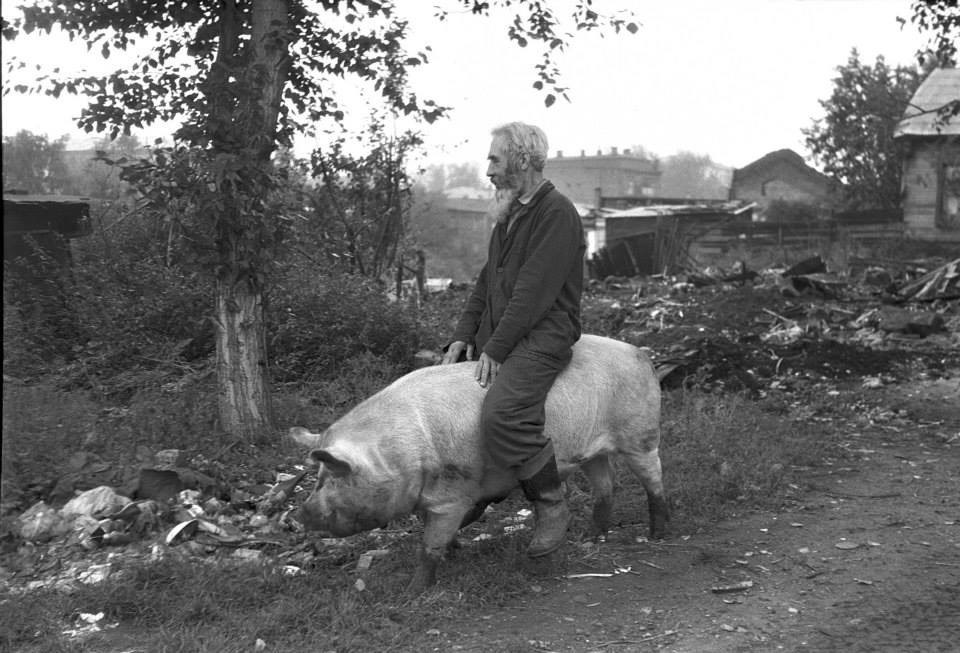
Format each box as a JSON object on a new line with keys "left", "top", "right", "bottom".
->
{"left": 603, "top": 201, "right": 753, "bottom": 219}
{"left": 895, "top": 68, "right": 960, "bottom": 137}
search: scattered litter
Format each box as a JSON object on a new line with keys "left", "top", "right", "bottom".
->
{"left": 78, "top": 563, "right": 112, "bottom": 584}
{"left": 711, "top": 580, "right": 754, "bottom": 593}
{"left": 835, "top": 541, "right": 860, "bottom": 550}
{"left": 62, "top": 611, "right": 116, "bottom": 639}
{"left": 720, "top": 623, "right": 748, "bottom": 633}
{"left": 568, "top": 572, "right": 614, "bottom": 579}
{"left": 62, "top": 486, "right": 131, "bottom": 519}
{"left": 165, "top": 519, "right": 198, "bottom": 546}
{"left": 232, "top": 548, "right": 262, "bottom": 561}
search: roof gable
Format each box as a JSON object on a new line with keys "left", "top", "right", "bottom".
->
{"left": 895, "top": 68, "right": 960, "bottom": 137}
{"left": 733, "top": 149, "right": 832, "bottom": 186}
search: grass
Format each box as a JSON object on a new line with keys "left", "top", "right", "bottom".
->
{"left": 1, "top": 373, "right": 845, "bottom": 652}
{"left": 1, "top": 533, "right": 536, "bottom": 652}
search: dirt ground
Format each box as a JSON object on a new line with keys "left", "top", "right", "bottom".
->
{"left": 403, "top": 376, "right": 960, "bottom": 652}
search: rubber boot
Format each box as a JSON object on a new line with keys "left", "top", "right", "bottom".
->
{"left": 519, "top": 455, "right": 571, "bottom": 558}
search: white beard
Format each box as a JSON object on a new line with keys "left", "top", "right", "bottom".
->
{"left": 489, "top": 188, "right": 520, "bottom": 224}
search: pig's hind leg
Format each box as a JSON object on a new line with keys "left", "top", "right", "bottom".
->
{"left": 580, "top": 454, "right": 615, "bottom": 536}
{"left": 618, "top": 429, "right": 669, "bottom": 540}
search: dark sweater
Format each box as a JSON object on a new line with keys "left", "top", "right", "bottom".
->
{"left": 453, "top": 180, "right": 585, "bottom": 363}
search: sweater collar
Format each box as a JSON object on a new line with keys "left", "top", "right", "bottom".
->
{"left": 517, "top": 179, "right": 553, "bottom": 206}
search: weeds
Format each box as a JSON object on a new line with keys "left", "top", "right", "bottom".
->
{"left": 659, "top": 387, "right": 839, "bottom": 527}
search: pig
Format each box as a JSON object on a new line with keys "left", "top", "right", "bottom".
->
{"left": 289, "top": 333, "right": 667, "bottom": 590}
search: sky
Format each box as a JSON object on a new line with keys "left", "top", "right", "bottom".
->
{"left": 0, "top": 0, "right": 933, "bottom": 172}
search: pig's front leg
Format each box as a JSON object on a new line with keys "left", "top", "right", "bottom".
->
{"left": 407, "top": 500, "right": 472, "bottom": 592}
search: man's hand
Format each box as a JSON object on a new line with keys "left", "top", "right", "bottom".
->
{"left": 441, "top": 340, "right": 474, "bottom": 365}
{"left": 475, "top": 352, "right": 500, "bottom": 388}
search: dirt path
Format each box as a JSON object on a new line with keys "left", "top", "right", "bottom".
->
{"left": 406, "top": 379, "right": 960, "bottom": 652}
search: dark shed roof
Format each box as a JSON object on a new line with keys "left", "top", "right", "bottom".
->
{"left": 3, "top": 194, "right": 92, "bottom": 238}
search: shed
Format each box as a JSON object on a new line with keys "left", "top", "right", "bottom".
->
{"left": 589, "top": 202, "right": 754, "bottom": 277}
{"left": 3, "top": 194, "right": 92, "bottom": 325}
{"left": 4, "top": 193, "right": 92, "bottom": 267}
{"left": 893, "top": 68, "right": 960, "bottom": 241}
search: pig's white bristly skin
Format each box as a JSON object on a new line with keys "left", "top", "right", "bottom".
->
{"left": 290, "top": 334, "right": 667, "bottom": 591}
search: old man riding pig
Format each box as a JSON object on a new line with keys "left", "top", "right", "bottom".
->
{"left": 290, "top": 334, "right": 668, "bottom": 591}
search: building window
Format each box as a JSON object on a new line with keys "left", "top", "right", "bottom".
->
{"left": 938, "top": 163, "right": 960, "bottom": 231}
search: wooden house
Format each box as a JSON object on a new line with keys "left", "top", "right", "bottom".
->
{"left": 894, "top": 68, "right": 960, "bottom": 241}
{"left": 729, "top": 149, "right": 836, "bottom": 218}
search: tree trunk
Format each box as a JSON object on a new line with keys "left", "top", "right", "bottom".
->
{"left": 215, "top": 271, "right": 272, "bottom": 441}
{"left": 208, "top": 0, "right": 290, "bottom": 441}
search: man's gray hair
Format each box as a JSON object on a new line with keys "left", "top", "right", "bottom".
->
{"left": 491, "top": 122, "right": 549, "bottom": 172}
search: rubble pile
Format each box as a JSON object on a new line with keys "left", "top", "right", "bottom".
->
{"left": 587, "top": 256, "right": 960, "bottom": 392}
{"left": 2, "top": 447, "right": 317, "bottom": 592}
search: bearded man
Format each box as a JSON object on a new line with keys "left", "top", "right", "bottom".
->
{"left": 441, "top": 122, "right": 585, "bottom": 557}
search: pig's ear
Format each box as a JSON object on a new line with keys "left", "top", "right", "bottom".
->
{"left": 311, "top": 449, "right": 352, "bottom": 477}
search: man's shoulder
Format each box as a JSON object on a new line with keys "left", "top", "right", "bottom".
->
{"left": 537, "top": 181, "right": 577, "bottom": 212}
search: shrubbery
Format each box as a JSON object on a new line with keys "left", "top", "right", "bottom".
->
{"left": 3, "top": 203, "right": 429, "bottom": 401}
{"left": 268, "top": 268, "right": 423, "bottom": 384}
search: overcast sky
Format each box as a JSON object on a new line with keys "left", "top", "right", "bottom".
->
{"left": 1, "top": 0, "right": 931, "bottom": 171}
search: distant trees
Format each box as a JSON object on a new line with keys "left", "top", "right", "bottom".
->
{"left": 2, "top": 130, "right": 71, "bottom": 193}
{"left": 803, "top": 50, "right": 922, "bottom": 211}
{"left": 421, "top": 162, "right": 487, "bottom": 192}
{"left": 658, "top": 151, "right": 728, "bottom": 200}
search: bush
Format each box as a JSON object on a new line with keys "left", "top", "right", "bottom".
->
{"left": 3, "top": 207, "right": 211, "bottom": 399}
{"left": 268, "top": 269, "right": 423, "bottom": 384}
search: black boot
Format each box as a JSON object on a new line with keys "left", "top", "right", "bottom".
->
{"left": 519, "top": 455, "right": 571, "bottom": 558}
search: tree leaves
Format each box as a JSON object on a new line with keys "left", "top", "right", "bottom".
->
{"left": 803, "top": 50, "right": 922, "bottom": 210}
{"left": 900, "top": 0, "right": 959, "bottom": 67}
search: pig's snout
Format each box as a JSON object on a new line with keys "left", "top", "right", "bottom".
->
{"left": 294, "top": 501, "right": 333, "bottom": 535}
